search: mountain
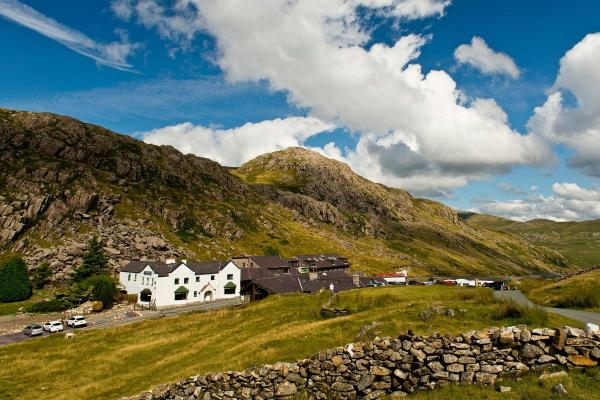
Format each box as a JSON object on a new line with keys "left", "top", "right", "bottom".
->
{"left": 0, "top": 108, "right": 572, "bottom": 281}
{"left": 460, "top": 212, "right": 600, "bottom": 267}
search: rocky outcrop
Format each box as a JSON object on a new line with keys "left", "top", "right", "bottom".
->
{"left": 125, "top": 325, "right": 600, "bottom": 400}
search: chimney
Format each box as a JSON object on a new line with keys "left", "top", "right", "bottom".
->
{"left": 181, "top": 259, "right": 187, "bottom": 265}
{"left": 352, "top": 274, "right": 360, "bottom": 287}
{"left": 166, "top": 258, "right": 176, "bottom": 264}
{"left": 309, "top": 271, "right": 318, "bottom": 281}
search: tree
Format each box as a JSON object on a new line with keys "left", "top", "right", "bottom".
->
{"left": 31, "top": 262, "right": 52, "bottom": 289}
{"left": 72, "top": 236, "right": 108, "bottom": 282}
{"left": 0, "top": 256, "right": 32, "bottom": 302}
{"left": 79, "top": 274, "right": 118, "bottom": 309}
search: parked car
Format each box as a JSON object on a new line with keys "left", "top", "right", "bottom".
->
{"left": 43, "top": 320, "right": 64, "bottom": 332}
{"left": 66, "top": 315, "right": 87, "bottom": 328}
{"left": 23, "top": 324, "right": 44, "bottom": 337}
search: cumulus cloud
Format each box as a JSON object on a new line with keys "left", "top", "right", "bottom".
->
{"left": 0, "top": 0, "right": 138, "bottom": 71}
{"left": 477, "top": 182, "right": 600, "bottom": 222}
{"left": 142, "top": 117, "right": 335, "bottom": 166}
{"left": 116, "top": 0, "right": 551, "bottom": 194}
{"left": 528, "top": 33, "right": 600, "bottom": 177}
{"left": 454, "top": 36, "right": 521, "bottom": 78}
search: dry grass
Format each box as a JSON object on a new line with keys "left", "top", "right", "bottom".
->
{"left": 0, "top": 286, "right": 580, "bottom": 400}
{"left": 522, "top": 270, "right": 600, "bottom": 312}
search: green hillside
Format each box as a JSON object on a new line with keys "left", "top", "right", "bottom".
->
{"left": 0, "top": 109, "right": 574, "bottom": 278}
{"left": 461, "top": 213, "right": 600, "bottom": 267}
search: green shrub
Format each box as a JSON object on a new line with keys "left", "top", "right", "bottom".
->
{"left": 80, "top": 274, "right": 118, "bottom": 309}
{"left": 0, "top": 256, "right": 32, "bottom": 303}
{"left": 31, "top": 262, "right": 52, "bottom": 289}
{"left": 26, "top": 298, "right": 67, "bottom": 313}
{"left": 263, "top": 245, "right": 280, "bottom": 256}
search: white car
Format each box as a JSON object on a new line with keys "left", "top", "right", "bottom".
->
{"left": 66, "top": 315, "right": 87, "bottom": 328}
{"left": 43, "top": 320, "right": 64, "bottom": 332}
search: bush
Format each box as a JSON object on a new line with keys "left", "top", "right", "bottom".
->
{"left": 26, "top": 298, "right": 67, "bottom": 313}
{"left": 0, "top": 256, "right": 32, "bottom": 303}
{"left": 263, "top": 245, "right": 280, "bottom": 256}
{"left": 31, "top": 262, "right": 52, "bottom": 289}
{"left": 79, "top": 274, "right": 118, "bottom": 309}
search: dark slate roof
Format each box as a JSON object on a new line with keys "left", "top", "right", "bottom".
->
{"left": 251, "top": 275, "right": 303, "bottom": 294}
{"left": 187, "top": 261, "right": 227, "bottom": 275}
{"left": 248, "top": 256, "right": 289, "bottom": 269}
{"left": 121, "top": 261, "right": 179, "bottom": 277}
{"left": 298, "top": 270, "right": 363, "bottom": 293}
{"left": 294, "top": 254, "right": 350, "bottom": 269}
{"left": 122, "top": 260, "right": 235, "bottom": 277}
{"left": 241, "top": 267, "right": 276, "bottom": 281}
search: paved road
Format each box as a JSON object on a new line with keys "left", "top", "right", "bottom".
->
{"left": 494, "top": 290, "right": 600, "bottom": 326}
{"left": 0, "top": 297, "right": 244, "bottom": 347}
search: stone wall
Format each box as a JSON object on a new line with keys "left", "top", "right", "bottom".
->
{"left": 125, "top": 325, "right": 600, "bottom": 400}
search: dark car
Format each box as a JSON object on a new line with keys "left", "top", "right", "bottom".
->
{"left": 23, "top": 324, "right": 44, "bottom": 337}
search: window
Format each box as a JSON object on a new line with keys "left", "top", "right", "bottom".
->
{"left": 184, "top": 278, "right": 189, "bottom": 284}
{"left": 134, "top": 274, "right": 137, "bottom": 281}
{"left": 227, "top": 274, "right": 233, "bottom": 280}
{"left": 196, "top": 276, "right": 200, "bottom": 282}
{"left": 174, "top": 278, "right": 179, "bottom": 284}
{"left": 174, "top": 286, "right": 189, "bottom": 301}
{"left": 128, "top": 274, "right": 131, "bottom": 281}
{"left": 193, "top": 291, "right": 197, "bottom": 297}
{"left": 211, "top": 275, "right": 215, "bottom": 280}
{"left": 224, "top": 282, "right": 236, "bottom": 295}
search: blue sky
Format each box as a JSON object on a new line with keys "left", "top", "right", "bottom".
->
{"left": 1, "top": 0, "right": 600, "bottom": 221}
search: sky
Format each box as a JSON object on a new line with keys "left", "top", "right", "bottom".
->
{"left": 1, "top": 0, "right": 600, "bottom": 222}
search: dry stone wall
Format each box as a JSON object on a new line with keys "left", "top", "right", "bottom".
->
{"left": 125, "top": 325, "right": 599, "bottom": 400}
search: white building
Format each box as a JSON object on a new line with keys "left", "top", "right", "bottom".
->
{"left": 377, "top": 271, "right": 408, "bottom": 285}
{"left": 119, "top": 259, "right": 240, "bottom": 308}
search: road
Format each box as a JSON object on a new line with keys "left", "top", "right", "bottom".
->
{"left": 0, "top": 297, "right": 244, "bottom": 347}
{"left": 494, "top": 290, "right": 600, "bottom": 326}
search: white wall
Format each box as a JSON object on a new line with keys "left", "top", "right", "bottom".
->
{"left": 119, "top": 262, "right": 241, "bottom": 308}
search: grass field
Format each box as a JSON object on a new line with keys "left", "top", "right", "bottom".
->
{"left": 520, "top": 270, "right": 600, "bottom": 312}
{"left": 409, "top": 368, "right": 600, "bottom": 400}
{"left": 0, "top": 286, "right": 580, "bottom": 400}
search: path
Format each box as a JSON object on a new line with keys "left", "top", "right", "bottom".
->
{"left": 494, "top": 290, "right": 600, "bottom": 326}
{"left": 0, "top": 297, "right": 244, "bottom": 347}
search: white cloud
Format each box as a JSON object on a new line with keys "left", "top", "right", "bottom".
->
{"left": 528, "top": 33, "right": 600, "bottom": 177}
{"left": 0, "top": 0, "right": 138, "bottom": 71}
{"left": 477, "top": 182, "right": 600, "bottom": 222}
{"left": 141, "top": 117, "right": 335, "bottom": 166}
{"left": 117, "top": 0, "right": 551, "bottom": 194}
{"left": 454, "top": 36, "right": 521, "bottom": 78}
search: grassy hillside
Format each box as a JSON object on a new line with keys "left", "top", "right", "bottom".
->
{"left": 521, "top": 269, "right": 600, "bottom": 312}
{"left": 0, "top": 109, "right": 573, "bottom": 278}
{"left": 0, "top": 286, "right": 578, "bottom": 400}
{"left": 461, "top": 213, "right": 600, "bottom": 267}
